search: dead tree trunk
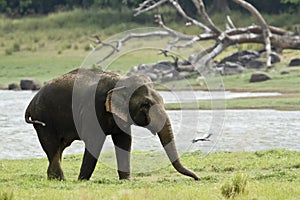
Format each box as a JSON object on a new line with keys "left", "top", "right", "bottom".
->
{"left": 90, "top": 0, "right": 300, "bottom": 70}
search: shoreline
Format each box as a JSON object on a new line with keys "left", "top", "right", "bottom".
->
{"left": 1, "top": 89, "right": 299, "bottom": 111}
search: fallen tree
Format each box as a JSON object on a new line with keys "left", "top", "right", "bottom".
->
{"left": 89, "top": 0, "right": 300, "bottom": 71}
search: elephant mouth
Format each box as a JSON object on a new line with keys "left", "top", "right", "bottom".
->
{"left": 148, "top": 126, "right": 157, "bottom": 135}
{"left": 132, "top": 112, "right": 150, "bottom": 127}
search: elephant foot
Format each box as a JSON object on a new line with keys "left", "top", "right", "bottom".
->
{"left": 47, "top": 171, "right": 65, "bottom": 181}
{"left": 118, "top": 170, "right": 131, "bottom": 181}
{"left": 78, "top": 175, "right": 91, "bottom": 181}
{"left": 47, "top": 166, "right": 65, "bottom": 181}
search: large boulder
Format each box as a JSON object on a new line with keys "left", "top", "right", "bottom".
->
{"left": 216, "top": 61, "right": 245, "bottom": 75}
{"left": 270, "top": 52, "right": 281, "bottom": 64}
{"left": 20, "top": 79, "right": 42, "bottom": 90}
{"left": 152, "top": 61, "right": 174, "bottom": 70}
{"left": 129, "top": 59, "right": 197, "bottom": 82}
{"left": 245, "top": 60, "right": 265, "bottom": 69}
{"left": 250, "top": 72, "right": 272, "bottom": 83}
{"left": 260, "top": 52, "right": 281, "bottom": 64}
{"left": 177, "top": 64, "right": 195, "bottom": 72}
{"left": 220, "top": 50, "right": 260, "bottom": 66}
{"left": 8, "top": 83, "right": 20, "bottom": 90}
{"left": 288, "top": 58, "right": 300, "bottom": 67}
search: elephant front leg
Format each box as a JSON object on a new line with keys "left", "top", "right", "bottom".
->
{"left": 78, "top": 148, "right": 98, "bottom": 180}
{"left": 112, "top": 131, "right": 132, "bottom": 180}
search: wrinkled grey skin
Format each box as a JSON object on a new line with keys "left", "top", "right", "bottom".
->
{"left": 25, "top": 68, "right": 199, "bottom": 181}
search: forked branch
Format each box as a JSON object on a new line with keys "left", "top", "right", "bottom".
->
{"left": 232, "top": 0, "right": 272, "bottom": 66}
{"left": 90, "top": 0, "right": 300, "bottom": 69}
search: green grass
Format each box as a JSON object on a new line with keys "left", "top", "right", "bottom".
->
{"left": 0, "top": 51, "right": 83, "bottom": 84}
{"left": 0, "top": 149, "right": 299, "bottom": 199}
{"left": 166, "top": 94, "right": 300, "bottom": 110}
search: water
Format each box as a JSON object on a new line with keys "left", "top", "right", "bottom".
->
{"left": 0, "top": 90, "right": 299, "bottom": 159}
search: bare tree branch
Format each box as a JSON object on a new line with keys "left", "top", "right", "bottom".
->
{"left": 232, "top": 0, "right": 272, "bottom": 66}
{"left": 226, "top": 16, "right": 236, "bottom": 30}
{"left": 134, "top": 0, "right": 168, "bottom": 16}
{"left": 135, "top": 0, "right": 211, "bottom": 32}
{"left": 192, "top": 0, "right": 222, "bottom": 34}
{"left": 169, "top": 0, "right": 211, "bottom": 32}
{"left": 90, "top": 0, "right": 300, "bottom": 71}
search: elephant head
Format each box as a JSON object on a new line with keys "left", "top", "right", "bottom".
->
{"left": 105, "top": 75, "right": 199, "bottom": 180}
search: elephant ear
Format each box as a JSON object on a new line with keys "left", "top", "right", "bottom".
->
{"left": 105, "top": 86, "right": 128, "bottom": 122}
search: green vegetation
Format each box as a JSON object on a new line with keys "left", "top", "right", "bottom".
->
{"left": 0, "top": 149, "right": 299, "bottom": 199}
{"left": 1, "top": 0, "right": 298, "bottom": 17}
{"left": 165, "top": 94, "right": 300, "bottom": 111}
{"left": 1, "top": 8, "right": 300, "bottom": 110}
{"left": 221, "top": 173, "right": 248, "bottom": 199}
{"left": 0, "top": 7, "right": 300, "bottom": 106}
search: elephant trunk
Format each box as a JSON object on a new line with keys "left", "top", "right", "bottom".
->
{"left": 157, "top": 118, "right": 199, "bottom": 180}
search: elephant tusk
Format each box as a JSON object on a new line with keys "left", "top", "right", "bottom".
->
{"left": 29, "top": 117, "right": 46, "bottom": 126}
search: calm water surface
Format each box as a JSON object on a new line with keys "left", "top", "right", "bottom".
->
{"left": 0, "top": 90, "right": 299, "bottom": 159}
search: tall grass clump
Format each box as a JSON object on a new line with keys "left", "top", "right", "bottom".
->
{"left": 221, "top": 173, "right": 249, "bottom": 199}
{"left": 4, "top": 42, "right": 20, "bottom": 55}
{"left": 0, "top": 191, "right": 14, "bottom": 200}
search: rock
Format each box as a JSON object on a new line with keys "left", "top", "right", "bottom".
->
{"left": 250, "top": 72, "right": 272, "bottom": 83}
{"left": 177, "top": 71, "right": 193, "bottom": 79}
{"left": 131, "top": 66, "right": 138, "bottom": 72}
{"left": 129, "top": 59, "right": 198, "bottom": 82}
{"left": 216, "top": 62, "right": 245, "bottom": 75}
{"left": 288, "top": 58, "right": 300, "bottom": 67}
{"left": 270, "top": 52, "right": 281, "bottom": 64}
{"left": 177, "top": 64, "right": 195, "bottom": 72}
{"left": 145, "top": 72, "right": 158, "bottom": 81}
{"left": 152, "top": 61, "right": 174, "bottom": 70}
{"left": 8, "top": 83, "right": 20, "bottom": 90}
{"left": 280, "top": 71, "right": 290, "bottom": 75}
{"left": 260, "top": 52, "right": 281, "bottom": 64}
{"left": 137, "top": 64, "right": 150, "bottom": 71}
{"left": 246, "top": 60, "right": 265, "bottom": 69}
{"left": 220, "top": 50, "right": 260, "bottom": 66}
{"left": 20, "top": 79, "right": 42, "bottom": 90}
{"left": 161, "top": 73, "right": 174, "bottom": 82}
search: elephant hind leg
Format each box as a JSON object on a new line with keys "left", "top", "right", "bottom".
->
{"left": 34, "top": 125, "right": 65, "bottom": 180}
{"left": 47, "top": 148, "right": 65, "bottom": 180}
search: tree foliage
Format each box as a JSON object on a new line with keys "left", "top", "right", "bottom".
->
{"left": 0, "top": 0, "right": 299, "bottom": 17}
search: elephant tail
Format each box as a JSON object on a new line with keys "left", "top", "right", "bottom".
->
{"left": 25, "top": 101, "right": 46, "bottom": 127}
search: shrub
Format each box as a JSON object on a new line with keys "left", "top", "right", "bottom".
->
{"left": 5, "top": 48, "right": 13, "bottom": 55}
{"left": 12, "top": 43, "right": 20, "bottom": 52}
{"left": 221, "top": 173, "right": 248, "bottom": 199}
{"left": 84, "top": 44, "right": 90, "bottom": 51}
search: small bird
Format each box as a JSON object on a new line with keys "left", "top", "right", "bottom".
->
{"left": 192, "top": 133, "right": 212, "bottom": 143}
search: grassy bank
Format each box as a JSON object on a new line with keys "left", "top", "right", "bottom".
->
{"left": 1, "top": 8, "right": 300, "bottom": 85}
{"left": 165, "top": 93, "right": 300, "bottom": 110}
{"left": 0, "top": 149, "right": 299, "bottom": 199}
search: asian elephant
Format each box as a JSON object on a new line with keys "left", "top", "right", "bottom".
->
{"left": 25, "top": 68, "right": 199, "bottom": 181}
